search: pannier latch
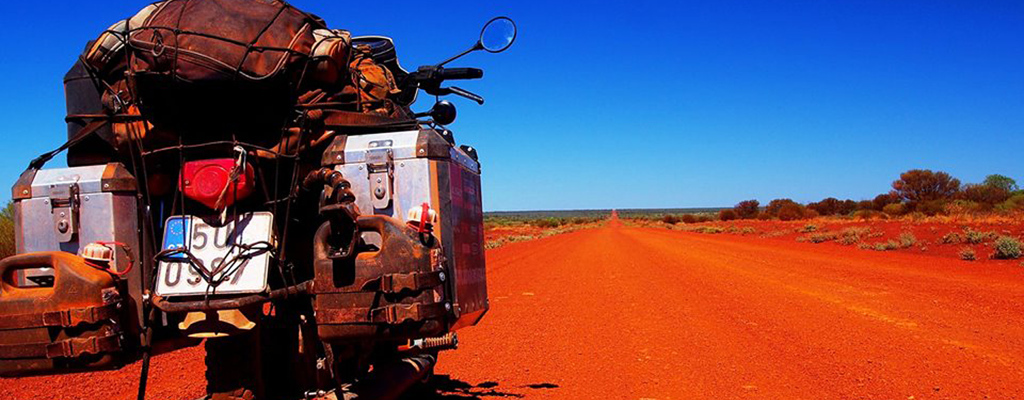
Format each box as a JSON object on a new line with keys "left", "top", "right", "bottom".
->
{"left": 366, "top": 142, "right": 394, "bottom": 210}
{"left": 48, "top": 183, "right": 80, "bottom": 243}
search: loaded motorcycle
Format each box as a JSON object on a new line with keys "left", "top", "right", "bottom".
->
{"left": 0, "top": 1, "right": 514, "bottom": 399}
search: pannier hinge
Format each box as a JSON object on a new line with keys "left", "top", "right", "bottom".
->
{"left": 365, "top": 141, "right": 394, "bottom": 210}
{"left": 48, "top": 183, "right": 80, "bottom": 243}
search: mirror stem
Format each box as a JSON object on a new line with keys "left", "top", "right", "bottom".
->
{"left": 437, "top": 42, "right": 483, "bottom": 67}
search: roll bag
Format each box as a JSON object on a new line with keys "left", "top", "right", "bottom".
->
{"left": 126, "top": 0, "right": 326, "bottom": 138}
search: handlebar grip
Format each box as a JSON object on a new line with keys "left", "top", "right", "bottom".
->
{"left": 441, "top": 68, "right": 483, "bottom": 80}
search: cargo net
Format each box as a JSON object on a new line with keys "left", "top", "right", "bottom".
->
{"left": 46, "top": 0, "right": 413, "bottom": 299}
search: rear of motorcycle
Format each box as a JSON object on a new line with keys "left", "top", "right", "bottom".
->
{"left": 0, "top": 5, "right": 514, "bottom": 399}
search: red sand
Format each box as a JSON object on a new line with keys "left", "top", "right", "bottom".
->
{"left": 5, "top": 218, "right": 1024, "bottom": 398}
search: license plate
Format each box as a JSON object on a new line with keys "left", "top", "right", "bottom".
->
{"left": 155, "top": 212, "right": 274, "bottom": 297}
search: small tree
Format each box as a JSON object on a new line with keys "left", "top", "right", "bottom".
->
{"left": 892, "top": 169, "right": 961, "bottom": 204}
{"left": 872, "top": 192, "right": 900, "bottom": 211}
{"left": 733, "top": 200, "right": 760, "bottom": 219}
{"left": 808, "top": 197, "right": 842, "bottom": 216}
{"left": 984, "top": 174, "right": 1018, "bottom": 192}
{"left": 765, "top": 198, "right": 800, "bottom": 218}
{"left": 957, "top": 184, "right": 1011, "bottom": 206}
{"left": 718, "top": 209, "right": 737, "bottom": 221}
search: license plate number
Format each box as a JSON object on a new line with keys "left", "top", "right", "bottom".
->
{"left": 155, "top": 212, "right": 274, "bottom": 296}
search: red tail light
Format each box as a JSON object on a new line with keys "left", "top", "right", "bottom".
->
{"left": 180, "top": 159, "right": 255, "bottom": 210}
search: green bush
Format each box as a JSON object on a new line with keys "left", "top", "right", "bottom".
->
{"left": 993, "top": 236, "right": 1022, "bottom": 260}
{"left": 800, "top": 224, "right": 818, "bottom": 233}
{"left": 0, "top": 201, "right": 13, "bottom": 259}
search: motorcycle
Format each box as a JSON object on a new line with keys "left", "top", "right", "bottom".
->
{"left": 0, "top": 3, "right": 515, "bottom": 399}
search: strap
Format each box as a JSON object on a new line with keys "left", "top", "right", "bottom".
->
{"left": 316, "top": 302, "right": 448, "bottom": 325}
{"left": 0, "top": 333, "right": 121, "bottom": 360}
{"left": 28, "top": 119, "right": 109, "bottom": 170}
{"left": 365, "top": 270, "right": 445, "bottom": 294}
{"left": 0, "top": 303, "right": 120, "bottom": 331}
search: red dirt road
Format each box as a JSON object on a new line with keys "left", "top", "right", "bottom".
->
{"left": 436, "top": 221, "right": 1024, "bottom": 399}
{"left": 5, "top": 221, "right": 1024, "bottom": 399}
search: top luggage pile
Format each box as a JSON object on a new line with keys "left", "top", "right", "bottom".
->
{"left": 65, "top": 0, "right": 413, "bottom": 167}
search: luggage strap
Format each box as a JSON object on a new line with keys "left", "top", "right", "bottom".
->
{"left": 0, "top": 333, "right": 121, "bottom": 360}
{"left": 28, "top": 119, "right": 109, "bottom": 170}
{"left": 364, "top": 270, "right": 445, "bottom": 294}
{"left": 316, "top": 302, "right": 448, "bottom": 325}
{"left": 0, "top": 302, "right": 120, "bottom": 331}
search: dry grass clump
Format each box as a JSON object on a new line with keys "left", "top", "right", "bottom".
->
{"left": 959, "top": 247, "right": 977, "bottom": 261}
{"left": 992, "top": 236, "right": 1022, "bottom": 260}
{"left": 964, "top": 228, "right": 998, "bottom": 244}
{"left": 838, "top": 227, "right": 873, "bottom": 245}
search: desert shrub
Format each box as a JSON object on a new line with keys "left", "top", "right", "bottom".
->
{"left": 892, "top": 169, "right": 961, "bottom": 204}
{"left": 871, "top": 240, "right": 900, "bottom": 251}
{"left": 941, "top": 232, "right": 964, "bottom": 244}
{"left": 800, "top": 224, "right": 818, "bottom": 233}
{"left": 761, "top": 229, "right": 789, "bottom": 238}
{"left": 957, "top": 184, "right": 1011, "bottom": 206}
{"left": 898, "top": 232, "right": 917, "bottom": 248}
{"left": 739, "top": 227, "right": 756, "bottom": 235}
{"left": 853, "top": 209, "right": 881, "bottom": 220}
{"left": 838, "top": 227, "right": 872, "bottom": 245}
{"left": 806, "top": 231, "right": 839, "bottom": 243}
{"left": 916, "top": 199, "right": 949, "bottom": 216}
{"left": 733, "top": 200, "right": 760, "bottom": 219}
{"left": 882, "top": 203, "right": 907, "bottom": 217}
{"left": 992, "top": 236, "right": 1022, "bottom": 260}
{"left": 718, "top": 209, "right": 738, "bottom": 221}
{"left": 765, "top": 199, "right": 798, "bottom": 218}
{"left": 872, "top": 192, "right": 901, "bottom": 211}
{"left": 693, "top": 226, "right": 724, "bottom": 234}
{"left": 680, "top": 214, "right": 697, "bottom": 224}
{"left": 0, "top": 201, "right": 13, "bottom": 259}
{"left": 808, "top": 198, "right": 842, "bottom": 216}
{"left": 959, "top": 247, "right": 977, "bottom": 261}
{"left": 531, "top": 218, "right": 563, "bottom": 228}
{"left": 997, "top": 194, "right": 1024, "bottom": 212}
{"left": 964, "top": 228, "right": 997, "bottom": 244}
{"left": 696, "top": 214, "right": 715, "bottom": 223}
{"left": 856, "top": 200, "right": 874, "bottom": 211}
{"left": 661, "top": 215, "right": 681, "bottom": 225}
{"left": 944, "top": 200, "right": 985, "bottom": 216}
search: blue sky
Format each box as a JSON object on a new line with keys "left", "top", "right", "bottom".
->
{"left": 0, "top": 1, "right": 1020, "bottom": 211}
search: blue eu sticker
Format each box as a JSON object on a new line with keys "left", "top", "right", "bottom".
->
{"left": 162, "top": 217, "right": 190, "bottom": 260}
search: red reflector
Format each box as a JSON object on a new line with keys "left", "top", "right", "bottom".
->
{"left": 180, "top": 159, "right": 255, "bottom": 210}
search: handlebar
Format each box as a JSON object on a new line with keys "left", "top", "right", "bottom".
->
{"left": 440, "top": 68, "right": 484, "bottom": 80}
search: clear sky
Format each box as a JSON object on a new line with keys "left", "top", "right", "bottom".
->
{"left": 0, "top": 1, "right": 1020, "bottom": 211}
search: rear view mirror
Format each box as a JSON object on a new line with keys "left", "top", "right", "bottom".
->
{"left": 479, "top": 17, "right": 517, "bottom": 53}
{"left": 437, "top": 16, "right": 518, "bottom": 66}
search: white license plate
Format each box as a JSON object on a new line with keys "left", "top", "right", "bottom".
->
{"left": 155, "top": 212, "right": 274, "bottom": 297}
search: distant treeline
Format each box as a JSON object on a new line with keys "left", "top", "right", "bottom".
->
{"left": 715, "top": 170, "right": 1022, "bottom": 223}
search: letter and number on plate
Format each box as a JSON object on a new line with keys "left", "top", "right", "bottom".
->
{"left": 155, "top": 212, "right": 274, "bottom": 296}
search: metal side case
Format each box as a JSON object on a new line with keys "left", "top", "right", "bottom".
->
{"left": 323, "top": 129, "right": 488, "bottom": 330}
{"left": 8, "top": 163, "right": 145, "bottom": 351}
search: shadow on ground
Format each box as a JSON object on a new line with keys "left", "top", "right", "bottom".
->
{"left": 404, "top": 375, "right": 559, "bottom": 399}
